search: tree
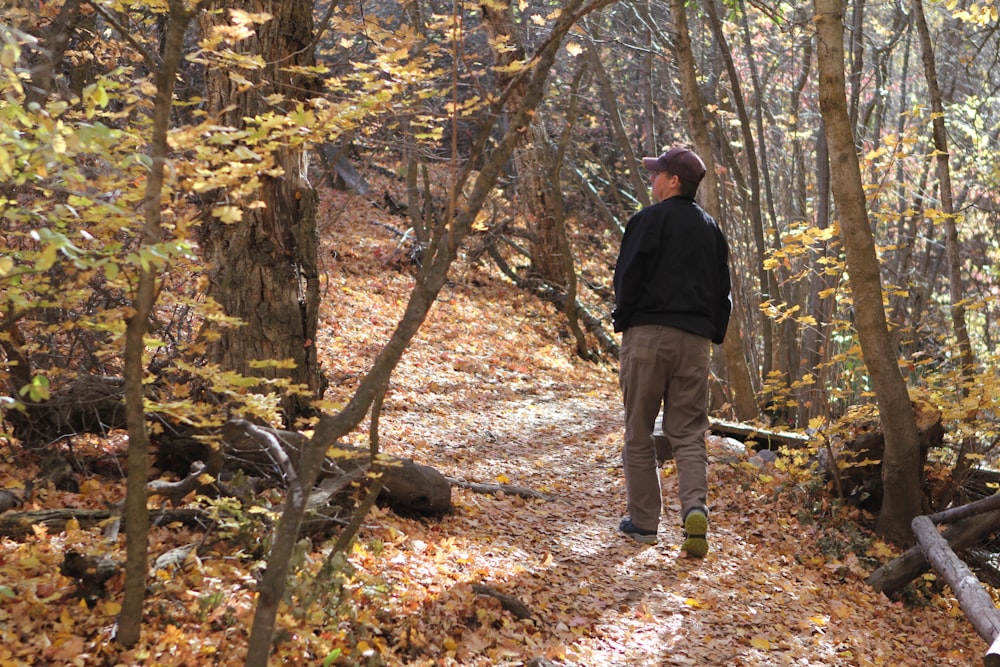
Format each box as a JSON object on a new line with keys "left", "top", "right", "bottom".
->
{"left": 912, "top": 0, "right": 978, "bottom": 496}
{"left": 669, "top": 0, "right": 758, "bottom": 421}
{"left": 120, "top": 0, "right": 206, "bottom": 647}
{"left": 196, "top": 1, "right": 325, "bottom": 427}
{"left": 814, "top": 0, "right": 923, "bottom": 544}
{"left": 242, "top": 2, "right": 613, "bottom": 662}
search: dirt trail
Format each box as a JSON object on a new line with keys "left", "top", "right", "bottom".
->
{"left": 356, "top": 365, "right": 982, "bottom": 666}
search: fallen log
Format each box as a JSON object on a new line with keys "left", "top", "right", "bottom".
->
{"left": 216, "top": 420, "right": 452, "bottom": 515}
{"left": 4, "top": 372, "right": 452, "bottom": 515}
{"left": 867, "top": 509, "right": 1000, "bottom": 595}
{"left": 0, "top": 507, "right": 210, "bottom": 539}
{"left": 707, "top": 418, "right": 812, "bottom": 450}
{"left": 867, "top": 493, "right": 1000, "bottom": 595}
{"left": 913, "top": 515, "right": 1000, "bottom": 666}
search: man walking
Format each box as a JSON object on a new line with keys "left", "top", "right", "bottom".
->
{"left": 612, "top": 146, "right": 732, "bottom": 557}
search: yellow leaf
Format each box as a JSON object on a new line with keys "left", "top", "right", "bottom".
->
{"left": 750, "top": 637, "right": 771, "bottom": 650}
{"left": 565, "top": 42, "right": 583, "bottom": 56}
{"left": 65, "top": 517, "right": 80, "bottom": 533}
{"left": 683, "top": 597, "right": 701, "bottom": 608}
{"left": 212, "top": 205, "right": 243, "bottom": 223}
{"left": 442, "top": 637, "right": 458, "bottom": 651}
{"left": 495, "top": 473, "right": 510, "bottom": 484}
{"left": 102, "top": 600, "right": 122, "bottom": 615}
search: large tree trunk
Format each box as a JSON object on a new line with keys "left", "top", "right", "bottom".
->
{"left": 815, "top": 0, "right": 923, "bottom": 545}
{"left": 481, "top": 3, "right": 568, "bottom": 289}
{"left": 198, "top": 1, "right": 324, "bottom": 427}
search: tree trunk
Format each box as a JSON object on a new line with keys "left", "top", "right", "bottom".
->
{"left": 669, "top": 0, "right": 758, "bottom": 421}
{"left": 814, "top": 0, "right": 923, "bottom": 545}
{"left": 585, "top": 29, "right": 650, "bottom": 208}
{"left": 913, "top": 0, "right": 978, "bottom": 494}
{"left": 119, "top": 1, "right": 199, "bottom": 648}
{"left": 198, "top": 0, "right": 324, "bottom": 427}
{"left": 704, "top": 0, "right": 778, "bottom": 382}
{"left": 481, "top": 3, "right": 568, "bottom": 289}
{"left": 240, "top": 3, "right": 605, "bottom": 663}
{"left": 868, "top": 509, "right": 1000, "bottom": 595}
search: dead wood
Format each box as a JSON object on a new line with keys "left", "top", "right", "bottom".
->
{"left": 472, "top": 583, "right": 536, "bottom": 621}
{"left": 927, "top": 492, "right": 1000, "bottom": 525}
{"left": 6, "top": 374, "right": 127, "bottom": 448}
{"left": 445, "top": 477, "right": 548, "bottom": 500}
{"left": 61, "top": 549, "right": 120, "bottom": 607}
{"left": 319, "top": 143, "right": 372, "bottom": 195}
{"left": 216, "top": 420, "right": 452, "bottom": 515}
{"left": 912, "top": 515, "right": 1000, "bottom": 666}
{"left": 0, "top": 507, "right": 210, "bottom": 539}
{"left": 147, "top": 460, "right": 211, "bottom": 506}
{"left": 867, "top": 509, "right": 1000, "bottom": 595}
{"left": 707, "top": 418, "right": 812, "bottom": 450}
{"left": 822, "top": 396, "right": 943, "bottom": 510}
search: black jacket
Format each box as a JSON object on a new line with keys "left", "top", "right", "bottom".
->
{"left": 612, "top": 195, "right": 732, "bottom": 344}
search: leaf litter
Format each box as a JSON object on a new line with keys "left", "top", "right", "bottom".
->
{"left": 0, "top": 179, "right": 988, "bottom": 666}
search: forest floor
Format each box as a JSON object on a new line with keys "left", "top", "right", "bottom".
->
{"left": 0, "top": 178, "right": 990, "bottom": 666}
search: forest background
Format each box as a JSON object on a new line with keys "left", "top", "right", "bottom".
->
{"left": 1, "top": 0, "right": 1000, "bottom": 665}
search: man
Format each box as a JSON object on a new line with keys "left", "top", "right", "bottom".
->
{"left": 612, "top": 146, "right": 731, "bottom": 557}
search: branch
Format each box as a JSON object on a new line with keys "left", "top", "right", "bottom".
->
{"left": 86, "top": 2, "right": 159, "bottom": 71}
{"left": 446, "top": 476, "right": 548, "bottom": 500}
{"left": 147, "top": 460, "right": 209, "bottom": 505}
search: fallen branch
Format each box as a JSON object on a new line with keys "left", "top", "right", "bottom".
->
{"left": 0, "top": 507, "right": 210, "bottom": 538}
{"left": 446, "top": 477, "right": 548, "bottom": 500}
{"left": 867, "top": 509, "right": 1000, "bottom": 595}
{"left": 927, "top": 491, "right": 1000, "bottom": 525}
{"left": 147, "top": 460, "right": 210, "bottom": 506}
{"left": 472, "top": 583, "right": 536, "bottom": 621}
{"left": 912, "top": 515, "right": 1000, "bottom": 666}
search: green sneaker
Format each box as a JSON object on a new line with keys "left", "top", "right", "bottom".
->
{"left": 681, "top": 509, "right": 708, "bottom": 558}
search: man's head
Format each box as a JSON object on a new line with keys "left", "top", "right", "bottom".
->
{"left": 642, "top": 146, "right": 706, "bottom": 199}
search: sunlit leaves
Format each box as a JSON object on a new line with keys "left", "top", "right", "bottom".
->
{"left": 950, "top": 0, "right": 999, "bottom": 24}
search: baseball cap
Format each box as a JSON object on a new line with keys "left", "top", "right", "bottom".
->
{"left": 641, "top": 146, "right": 707, "bottom": 184}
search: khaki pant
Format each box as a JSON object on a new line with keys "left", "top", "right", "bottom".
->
{"left": 619, "top": 325, "right": 711, "bottom": 532}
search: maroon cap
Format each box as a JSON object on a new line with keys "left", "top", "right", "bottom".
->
{"left": 642, "top": 146, "right": 706, "bottom": 184}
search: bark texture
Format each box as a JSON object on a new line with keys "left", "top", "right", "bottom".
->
{"left": 198, "top": 1, "right": 324, "bottom": 426}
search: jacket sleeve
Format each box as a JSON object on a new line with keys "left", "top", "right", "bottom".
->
{"left": 712, "top": 228, "right": 732, "bottom": 345}
{"left": 612, "top": 213, "right": 652, "bottom": 333}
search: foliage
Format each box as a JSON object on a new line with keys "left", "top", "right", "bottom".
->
{"left": 4, "top": 0, "right": 1000, "bottom": 662}
{"left": 0, "top": 199, "right": 990, "bottom": 664}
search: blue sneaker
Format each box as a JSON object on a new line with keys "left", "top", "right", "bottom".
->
{"left": 619, "top": 518, "right": 657, "bottom": 544}
{"left": 681, "top": 509, "right": 708, "bottom": 558}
